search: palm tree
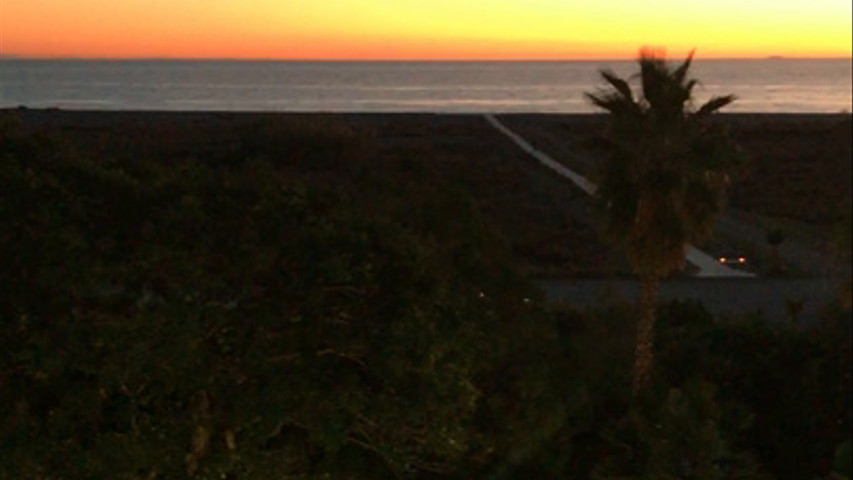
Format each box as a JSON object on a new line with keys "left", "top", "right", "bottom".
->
{"left": 586, "top": 49, "right": 744, "bottom": 395}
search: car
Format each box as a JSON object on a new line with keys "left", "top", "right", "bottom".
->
{"left": 716, "top": 254, "right": 748, "bottom": 266}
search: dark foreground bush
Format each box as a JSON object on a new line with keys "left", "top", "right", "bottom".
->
{"left": 0, "top": 115, "right": 584, "bottom": 479}
{"left": 540, "top": 300, "right": 850, "bottom": 480}
{"left": 656, "top": 301, "right": 852, "bottom": 480}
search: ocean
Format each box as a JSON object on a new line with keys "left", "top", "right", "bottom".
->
{"left": 1, "top": 59, "right": 850, "bottom": 113}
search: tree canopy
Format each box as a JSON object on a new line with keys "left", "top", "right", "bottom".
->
{"left": 586, "top": 49, "right": 745, "bottom": 277}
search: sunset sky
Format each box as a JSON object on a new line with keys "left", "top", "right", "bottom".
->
{"left": 1, "top": 0, "right": 851, "bottom": 60}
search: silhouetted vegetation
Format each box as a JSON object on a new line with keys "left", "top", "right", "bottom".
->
{"left": 1, "top": 110, "right": 850, "bottom": 479}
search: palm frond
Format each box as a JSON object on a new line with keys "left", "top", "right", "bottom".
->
{"left": 585, "top": 91, "right": 641, "bottom": 117}
{"left": 696, "top": 95, "right": 736, "bottom": 117}
{"left": 600, "top": 70, "right": 634, "bottom": 102}
{"left": 640, "top": 56, "right": 667, "bottom": 107}
{"left": 673, "top": 49, "right": 696, "bottom": 85}
{"left": 584, "top": 91, "right": 615, "bottom": 111}
{"left": 684, "top": 79, "right": 699, "bottom": 98}
{"left": 639, "top": 46, "right": 666, "bottom": 62}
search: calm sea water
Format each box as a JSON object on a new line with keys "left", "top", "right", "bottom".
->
{"left": 1, "top": 59, "right": 850, "bottom": 113}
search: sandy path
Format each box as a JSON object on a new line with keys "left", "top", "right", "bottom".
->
{"left": 483, "top": 114, "right": 754, "bottom": 278}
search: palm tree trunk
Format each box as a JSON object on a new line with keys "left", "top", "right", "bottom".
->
{"left": 632, "top": 274, "right": 660, "bottom": 396}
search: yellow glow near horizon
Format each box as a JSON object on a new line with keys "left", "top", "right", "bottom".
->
{"left": 1, "top": 0, "right": 850, "bottom": 59}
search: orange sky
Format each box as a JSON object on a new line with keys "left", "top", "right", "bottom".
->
{"left": 1, "top": 0, "right": 851, "bottom": 59}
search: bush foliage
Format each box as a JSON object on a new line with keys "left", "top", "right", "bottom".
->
{"left": 1, "top": 114, "right": 581, "bottom": 478}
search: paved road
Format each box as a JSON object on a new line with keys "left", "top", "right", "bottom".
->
{"left": 713, "top": 208, "right": 841, "bottom": 277}
{"left": 484, "top": 114, "right": 753, "bottom": 278}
